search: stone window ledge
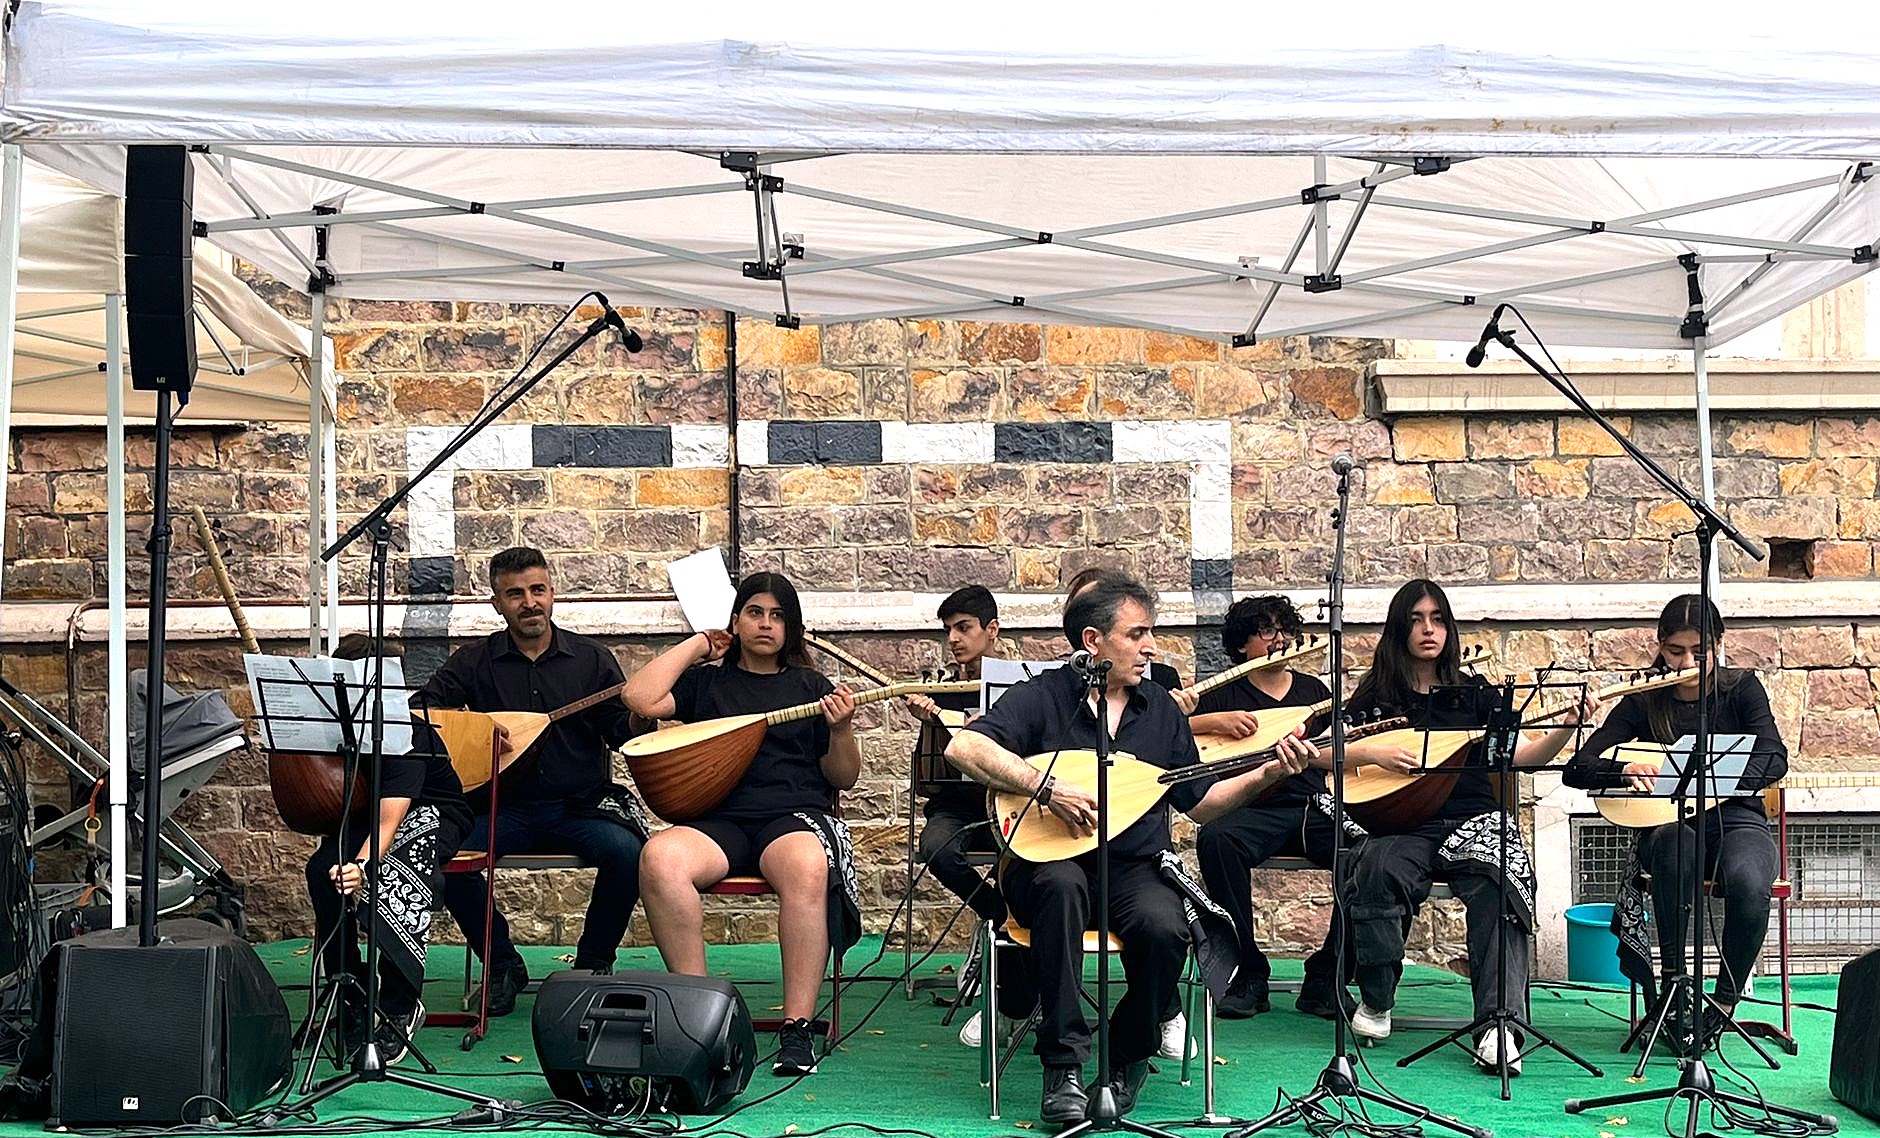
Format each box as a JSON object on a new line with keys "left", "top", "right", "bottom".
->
{"left": 6, "top": 580, "right": 1875, "bottom": 645}
{"left": 1370, "top": 358, "right": 1880, "bottom": 417}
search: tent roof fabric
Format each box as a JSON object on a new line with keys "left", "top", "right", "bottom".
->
{"left": 14, "top": 161, "right": 333, "bottom": 422}
{"left": 5, "top": 3, "right": 1879, "bottom": 350}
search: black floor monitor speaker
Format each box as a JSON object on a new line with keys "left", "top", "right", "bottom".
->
{"left": 123, "top": 144, "right": 197, "bottom": 394}
{"left": 43, "top": 919, "right": 291, "bottom": 1126}
{"left": 533, "top": 970, "right": 755, "bottom": 1113}
{"left": 1832, "top": 947, "right": 1880, "bottom": 1122}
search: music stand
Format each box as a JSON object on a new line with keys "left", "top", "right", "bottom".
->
{"left": 1592, "top": 736, "right": 1781, "bottom": 1073}
{"left": 1232, "top": 457, "right": 1487, "bottom": 1138}
{"left": 1395, "top": 679, "right": 1603, "bottom": 1100}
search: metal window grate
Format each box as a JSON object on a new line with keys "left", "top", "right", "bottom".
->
{"left": 1572, "top": 812, "right": 1880, "bottom": 974}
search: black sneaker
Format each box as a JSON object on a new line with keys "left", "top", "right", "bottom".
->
{"left": 486, "top": 959, "right": 529, "bottom": 1018}
{"left": 1040, "top": 1065, "right": 1088, "bottom": 1127}
{"left": 1105, "top": 1058, "right": 1152, "bottom": 1117}
{"left": 1217, "top": 980, "right": 1272, "bottom": 1020}
{"left": 1295, "top": 984, "right": 1358, "bottom": 1021}
{"left": 772, "top": 1018, "right": 819, "bottom": 1076}
{"left": 377, "top": 999, "right": 426, "bottom": 1066}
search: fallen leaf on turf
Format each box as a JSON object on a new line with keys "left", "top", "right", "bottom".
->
{"left": 770, "top": 1004, "right": 785, "bottom": 1011}
{"left": 867, "top": 1029, "right": 886, "bottom": 1035}
{"left": 1604, "top": 1118, "right": 1628, "bottom": 1126}
{"left": 1600, "top": 1129, "right": 1616, "bottom": 1137}
{"left": 555, "top": 953, "right": 575, "bottom": 963}
{"left": 1626, "top": 1076, "right": 1646, "bottom": 1085}
{"left": 804, "top": 1094, "right": 815, "bottom": 1102}
{"left": 293, "top": 945, "right": 312, "bottom": 957}
{"left": 784, "top": 1126, "right": 798, "bottom": 1135}
{"left": 1014, "top": 1123, "right": 1034, "bottom": 1130}
{"left": 502, "top": 1055, "right": 524, "bottom": 1064}
{"left": 1214, "top": 1056, "right": 1228, "bottom": 1066}
{"left": 919, "top": 1044, "right": 930, "bottom": 1050}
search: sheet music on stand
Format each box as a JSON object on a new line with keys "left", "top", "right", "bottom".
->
{"left": 1601, "top": 734, "right": 1758, "bottom": 798}
{"left": 243, "top": 653, "right": 414, "bottom": 754}
{"left": 980, "top": 658, "right": 1066, "bottom": 713}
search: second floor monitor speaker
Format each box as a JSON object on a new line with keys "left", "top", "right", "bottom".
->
{"left": 123, "top": 145, "right": 197, "bottom": 395}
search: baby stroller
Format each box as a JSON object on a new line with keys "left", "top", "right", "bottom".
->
{"left": 0, "top": 670, "right": 249, "bottom": 941}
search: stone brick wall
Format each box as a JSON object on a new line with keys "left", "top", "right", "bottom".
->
{"left": 5, "top": 277, "right": 1878, "bottom": 960}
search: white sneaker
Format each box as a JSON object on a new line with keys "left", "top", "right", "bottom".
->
{"left": 959, "top": 1011, "right": 1020, "bottom": 1048}
{"left": 1474, "top": 1026, "right": 1522, "bottom": 1075}
{"left": 1351, "top": 1003, "right": 1392, "bottom": 1044}
{"left": 1157, "top": 1012, "right": 1197, "bottom": 1061}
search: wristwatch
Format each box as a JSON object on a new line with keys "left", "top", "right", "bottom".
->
{"left": 1036, "top": 776, "right": 1056, "bottom": 807}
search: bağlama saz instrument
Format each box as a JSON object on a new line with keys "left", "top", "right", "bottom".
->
{"left": 1336, "top": 665, "right": 1700, "bottom": 835}
{"left": 623, "top": 679, "right": 980, "bottom": 822}
{"left": 1193, "top": 641, "right": 1497, "bottom": 765}
{"left": 1592, "top": 758, "right": 1880, "bottom": 829}
{"left": 993, "top": 715, "right": 1406, "bottom": 863}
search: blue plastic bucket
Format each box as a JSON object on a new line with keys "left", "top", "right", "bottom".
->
{"left": 1565, "top": 902, "right": 1625, "bottom": 985}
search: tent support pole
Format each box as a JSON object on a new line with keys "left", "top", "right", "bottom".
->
{"left": 306, "top": 284, "right": 327, "bottom": 654}
{"left": 104, "top": 293, "right": 129, "bottom": 927}
{"left": 1693, "top": 336, "right": 1721, "bottom": 597}
{"left": 0, "top": 145, "right": 23, "bottom": 605}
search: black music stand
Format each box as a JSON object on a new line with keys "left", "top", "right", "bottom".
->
{"left": 250, "top": 669, "right": 457, "bottom": 1095}
{"left": 1395, "top": 679, "right": 1602, "bottom": 1100}
{"left": 1602, "top": 737, "right": 1781, "bottom": 1074}
{"left": 1232, "top": 457, "right": 1487, "bottom": 1138}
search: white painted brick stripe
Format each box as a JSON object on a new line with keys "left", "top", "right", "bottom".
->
{"left": 1112, "top": 420, "right": 1232, "bottom": 464}
{"left": 882, "top": 421, "right": 997, "bottom": 464}
{"left": 735, "top": 419, "right": 770, "bottom": 467}
{"left": 406, "top": 423, "right": 533, "bottom": 473}
{"left": 1190, "top": 459, "right": 1234, "bottom": 561}
{"left": 404, "top": 474, "right": 457, "bottom": 559}
{"left": 670, "top": 424, "right": 730, "bottom": 468}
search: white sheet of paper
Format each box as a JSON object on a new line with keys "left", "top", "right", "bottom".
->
{"left": 245, "top": 654, "right": 414, "bottom": 754}
{"left": 980, "top": 658, "right": 1067, "bottom": 711}
{"left": 667, "top": 547, "right": 737, "bottom": 633}
{"left": 1602, "top": 734, "right": 1757, "bottom": 797}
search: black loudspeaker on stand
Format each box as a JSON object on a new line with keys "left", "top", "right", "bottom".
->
{"left": 533, "top": 971, "right": 756, "bottom": 1113}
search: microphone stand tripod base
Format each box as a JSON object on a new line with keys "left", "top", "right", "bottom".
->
{"left": 1566, "top": 1057, "right": 1836, "bottom": 1134}
{"left": 1230, "top": 1053, "right": 1491, "bottom": 1138}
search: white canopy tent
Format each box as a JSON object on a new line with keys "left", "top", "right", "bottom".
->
{"left": 4, "top": 2, "right": 1879, "bottom": 922}
{"left": 1, "top": 155, "right": 335, "bottom": 926}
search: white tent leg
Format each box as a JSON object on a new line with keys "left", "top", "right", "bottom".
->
{"left": 323, "top": 414, "right": 339, "bottom": 654}
{"left": 0, "top": 145, "right": 23, "bottom": 604}
{"left": 1693, "top": 336, "right": 1721, "bottom": 598}
{"left": 104, "top": 294, "right": 129, "bottom": 927}
{"left": 306, "top": 290, "right": 326, "bottom": 653}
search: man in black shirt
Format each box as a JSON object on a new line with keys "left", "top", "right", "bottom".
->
{"left": 1191, "top": 595, "right": 1355, "bottom": 1021}
{"left": 418, "top": 547, "right": 645, "bottom": 1015}
{"left": 947, "top": 575, "right": 1314, "bottom": 1126}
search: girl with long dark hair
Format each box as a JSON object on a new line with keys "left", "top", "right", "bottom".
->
{"left": 1565, "top": 595, "right": 1787, "bottom": 1043}
{"left": 627, "top": 571, "right": 861, "bottom": 1079}
{"left": 1341, "top": 579, "right": 1593, "bottom": 1075}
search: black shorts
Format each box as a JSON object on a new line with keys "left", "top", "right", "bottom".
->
{"left": 688, "top": 813, "right": 819, "bottom": 874}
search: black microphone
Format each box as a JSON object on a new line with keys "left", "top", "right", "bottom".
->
{"left": 1331, "top": 454, "right": 1355, "bottom": 476}
{"left": 1068, "top": 650, "right": 1095, "bottom": 675}
{"left": 1464, "top": 303, "right": 1509, "bottom": 368}
{"left": 588, "top": 292, "right": 644, "bottom": 352}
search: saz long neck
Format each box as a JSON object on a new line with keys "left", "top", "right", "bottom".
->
{"left": 1160, "top": 716, "right": 1404, "bottom": 788}
{"left": 1190, "top": 635, "right": 1329, "bottom": 698}
{"left": 765, "top": 679, "right": 981, "bottom": 725}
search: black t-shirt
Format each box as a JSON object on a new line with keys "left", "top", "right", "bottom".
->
{"left": 965, "top": 664, "right": 1207, "bottom": 860}
{"left": 1349, "top": 672, "right": 1501, "bottom": 822}
{"left": 670, "top": 662, "right": 835, "bottom": 822}
{"left": 415, "top": 625, "right": 636, "bottom": 805}
{"left": 393, "top": 719, "right": 474, "bottom": 835}
{"left": 1194, "top": 670, "right": 1332, "bottom": 808}
{"left": 1565, "top": 671, "right": 1787, "bottom": 820}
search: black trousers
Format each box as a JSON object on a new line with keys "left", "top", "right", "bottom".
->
{"left": 1002, "top": 854, "right": 1190, "bottom": 1070}
{"left": 442, "top": 799, "right": 645, "bottom": 972}
{"left": 919, "top": 789, "right": 1005, "bottom": 924}
{"left": 1638, "top": 808, "right": 1779, "bottom": 1005}
{"left": 1346, "top": 817, "right": 1529, "bottom": 1028}
{"left": 1196, "top": 802, "right": 1352, "bottom": 997}
{"left": 306, "top": 813, "right": 468, "bottom": 1020}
